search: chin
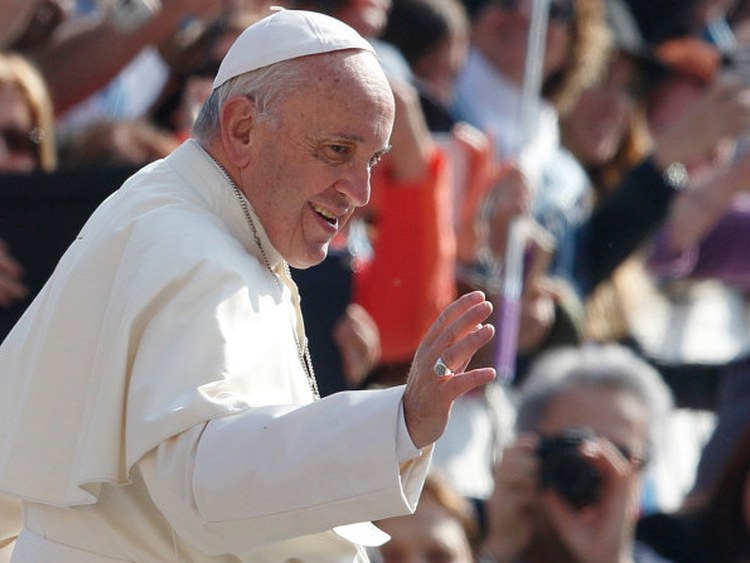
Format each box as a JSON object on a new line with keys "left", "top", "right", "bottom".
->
{"left": 288, "top": 247, "right": 329, "bottom": 270}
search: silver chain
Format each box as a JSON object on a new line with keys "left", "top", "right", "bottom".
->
{"left": 210, "top": 157, "right": 320, "bottom": 401}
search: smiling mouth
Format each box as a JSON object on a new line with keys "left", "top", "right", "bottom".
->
{"left": 312, "top": 203, "right": 338, "bottom": 225}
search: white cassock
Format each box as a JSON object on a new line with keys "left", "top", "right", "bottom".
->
{"left": 0, "top": 140, "right": 432, "bottom": 562}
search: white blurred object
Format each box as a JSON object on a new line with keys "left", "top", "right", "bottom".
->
{"left": 641, "top": 408, "right": 716, "bottom": 513}
{"left": 56, "top": 46, "right": 170, "bottom": 139}
{"left": 494, "top": 0, "right": 550, "bottom": 382}
{"left": 628, "top": 279, "right": 750, "bottom": 366}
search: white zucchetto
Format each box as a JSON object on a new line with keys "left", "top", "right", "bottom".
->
{"left": 212, "top": 8, "right": 375, "bottom": 90}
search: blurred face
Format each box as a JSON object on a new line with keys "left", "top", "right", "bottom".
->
{"left": 240, "top": 52, "right": 394, "bottom": 269}
{"left": 413, "top": 33, "right": 469, "bottom": 107}
{"left": 563, "top": 54, "right": 640, "bottom": 166}
{"left": 377, "top": 496, "right": 474, "bottom": 563}
{"left": 476, "top": 0, "right": 574, "bottom": 85}
{"left": 540, "top": 386, "right": 650, "bottom": 477}
{"left": 336, "top": 0, "right": 392, "bottom": 38}
{"left": 527, "top": 385, "right": 650, "bottom": 561}
{"left": 0, "top": 83, "right": 38, "bottom": 172}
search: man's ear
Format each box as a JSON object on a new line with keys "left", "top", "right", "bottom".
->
{"left": 219, "top": 96, "right": 257, "bottom": 168}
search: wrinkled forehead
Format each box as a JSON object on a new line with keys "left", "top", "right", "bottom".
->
{"left": 540, "top": 385, "right": 650, "bottom": 446}
{"left": 290, "top": 50, "right": 394, "bottom": 120}
{"left": 333, "top": 51, "right": 394, "bottom": 126}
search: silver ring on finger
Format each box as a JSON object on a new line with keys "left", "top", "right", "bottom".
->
{"left": 433, "top": 356, "right": 453, "bottom": 377}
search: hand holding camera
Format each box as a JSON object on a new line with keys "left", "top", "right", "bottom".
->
{"left": 481, "top": 427, "right": 643, "bottom": 562}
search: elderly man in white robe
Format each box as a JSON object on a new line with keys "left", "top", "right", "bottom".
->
{"left": 0, "top": 8, "right": 496, "bottom": 563}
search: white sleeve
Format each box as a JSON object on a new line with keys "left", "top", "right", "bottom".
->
{"left": 137, "top": 385, "right": 432, "bottom": 556}
{"left": 396, "top": 397, "right": 421, "bottom": 463}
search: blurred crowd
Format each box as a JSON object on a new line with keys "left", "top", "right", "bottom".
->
{"left": 3, "top": 0, "right": 750, "bottom": 561}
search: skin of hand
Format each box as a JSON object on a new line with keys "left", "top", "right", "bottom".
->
{"left": 538, "top": 438, "right": 642, "bottom": 563}
{"left": 483, "top": 434, "right": 641, "bottom": 563}
{"left": 515, "top": 221, "right": 557, "bottom": 352}
{"left": 516, "top": 276, "right": 557, "bottom": 353}
{"left": 0, "top": 0, "right": 42, "bottom": 47}
{"left": 0, "top": 240, "right": 27, "bottom": 308}
{"left": 481, "top": 434, "right": 541, "bottom": 563}
{"left": 664, "top": 149, "right": 750, "bottom": 253}
{"left": 485, "top": 163, "right": 532, "bottom": 259}
{"left": 384, "top": 79, "right": 435, "bottom": 183}
{"left": 653, "top": 72, "right": 750, "bottom": 171}
{"left": 402, "top": 290, "right": 496, "bottom": 448}
{"left": 32, "top": 0, "right": 225, "bottom": 113}
{"left": 652, "top": 73, "right": 750, "bottom": 254}
{"left": 332, "top": 302, "right": 382, "bottom": 387}
{"left": 453, "top": 125, "right": 502, "bottom": 265}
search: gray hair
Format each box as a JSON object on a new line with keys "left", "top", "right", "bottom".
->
{"left": 192, "top": 56, "right": 317, "bottom": 142}
{"left": 515, "top": 344, "right": 673, "bottom": 464}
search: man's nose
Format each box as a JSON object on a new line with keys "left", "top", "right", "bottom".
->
{"left": 338, "top": 165, "right": 371, "bottom": 208}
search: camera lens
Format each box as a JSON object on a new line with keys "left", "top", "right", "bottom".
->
{"left": 537, "top": 427, "right": 602, "bottom": 510}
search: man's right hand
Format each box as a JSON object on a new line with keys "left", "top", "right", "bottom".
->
{"left": 402, "top": 290, "right": 495, "bottom": 449}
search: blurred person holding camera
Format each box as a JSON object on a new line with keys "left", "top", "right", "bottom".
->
{"left": 478, "top": 344, "right": 674, "bottom": 563}
{"left": 0, "top": 51, "right": 56, "bottom": 174}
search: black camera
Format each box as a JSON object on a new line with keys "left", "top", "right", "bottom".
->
{"left": 537, "top": 427, "right": 601, "bottom": 510}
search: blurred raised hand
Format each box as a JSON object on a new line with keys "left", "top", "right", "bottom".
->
{"left": 333, "top": 303, "right": 381, "bottom": 388}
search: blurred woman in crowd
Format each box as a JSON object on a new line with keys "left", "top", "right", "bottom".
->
{"left": 0, "top": 50, "right": 56, "bottom": 173}
{"left": 374, "top": 472, "right": 480, "bottom": 563}
{"left": 0, "top": 50, "right": 58, "bottom": 310}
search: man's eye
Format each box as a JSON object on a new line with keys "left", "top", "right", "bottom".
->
{"left": 327, "top": 144, "right": 349, "bottom": 156}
